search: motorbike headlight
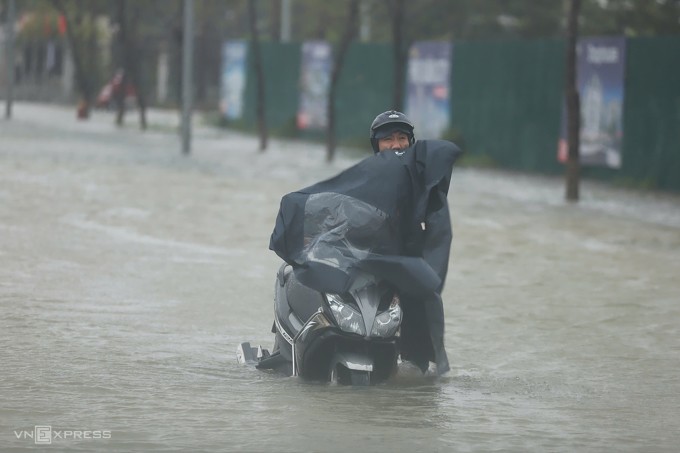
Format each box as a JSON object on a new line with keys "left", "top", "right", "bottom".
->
{"left": 371, "top": 294, "right": 402, "bottom": 338}
{"left": 326, "top": 293, "right": 366, "bottom": 336}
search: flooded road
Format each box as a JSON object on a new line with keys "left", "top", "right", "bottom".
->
{"left": 1, "top": 103, "right": 679, "bottom": 451}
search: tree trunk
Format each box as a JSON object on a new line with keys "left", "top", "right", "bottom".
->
{"left": 51, "top": 0, "right": 93, "bottom": 118}
{"left": 248, "top": 0, "right": 268, "bottom": 151}
{"left": 565, "top": 0, "right": 581, "bottom": 202}
{"left": 130, "top": 46, "right": 148, "bottom": 130}
{"left": 115, "top": 0, "right": 147, "bottom": 129}
{"left": 326, "top": 0, "right": 360, "bottom": 162}
{"left": 270, "top": 0, "right": 282, "bottom": 42}
{"left": 4, "top": 0, "right": 16, "bottom": 119}
{"left": 115, "top": 0, "right": 127, "bottom": 126}
{"left": 127, "top": 4, "right": 147, "bottom": 129}
{"left": 388, "top": 0, "right": 407, "bottom": 111}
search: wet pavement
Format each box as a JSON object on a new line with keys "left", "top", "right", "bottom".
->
{"left": 1, "top": 102, "right": 679, "bottom": 451}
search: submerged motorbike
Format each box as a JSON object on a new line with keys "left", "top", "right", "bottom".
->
{"left": 238, "top": 262, "right": 402, "bottom": 385}
{"left": 238, "top": 139, "right": 459, "bottom": 384}
{"left": 237, "top": 190, "right": 413, "bottom": 385}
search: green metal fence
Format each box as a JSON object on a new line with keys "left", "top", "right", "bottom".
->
{"left": 449, "top": 38, "right": 565, "bottom": 174}
{"left": 239, "top": 36, "right": 680, "bottom": 193}
{"left": 334, "top": 43, "right": 395, "bottom": 146}
{"left": 242, "top": 42, "right": 301, "bottom": 133}
{"left": 619, "top": 36, "right": 680, "bottom": 191}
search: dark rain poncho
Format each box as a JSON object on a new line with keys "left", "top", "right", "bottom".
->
{"left": 269, "top": 139, "right": 462, "bottom": 374}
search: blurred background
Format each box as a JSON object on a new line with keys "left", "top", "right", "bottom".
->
{"left": 1, "top": 0, "right": 679, "bottom": 188}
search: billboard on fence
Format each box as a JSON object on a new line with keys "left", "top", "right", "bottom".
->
{"left": 220, "top": 41, "right": 248, "bottom": 120}
{"left": 297, "top": 41, "right": 332, "bottom": 130}
{"left": 559, "top": 36, "right": 627, "bottom": 168}
{"left": 406, "top": 41, "right": 452, "bottom": 139}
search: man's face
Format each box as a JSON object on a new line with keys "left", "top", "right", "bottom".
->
{"left": 377, "top": 131, "right": 410, "bottom": 152}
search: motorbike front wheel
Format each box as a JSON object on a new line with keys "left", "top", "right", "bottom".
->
{"left": 329, "top": 364, "right": 371, "bottom": 386}
{"left": 349, "top": 370, "right": 370, "bottom": 386}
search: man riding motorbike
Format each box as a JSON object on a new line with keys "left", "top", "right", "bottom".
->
{"left": 367, "top": 110, "right": 452, "bottom": 375}
{"left": 262, "top": 109, "right": 460, "bottom": 378}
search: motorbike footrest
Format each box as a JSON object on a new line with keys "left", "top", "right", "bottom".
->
{"left": 237, "top": 342, "right": 266, "bottom": 365}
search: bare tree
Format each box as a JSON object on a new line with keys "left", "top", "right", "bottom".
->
{"left": 4, "top": 0, "right": 16, "bottom": 119}
{"left": 248, "top": 0, "right": 268, "bottom": 151}
{"left": 114, "top": 0, "right": 147, "bottom": 129}
{"left": 565, "top": 0, "right": 581, "bottom": 201}
{"left": 270, "top": 0, "right": 282, "bottom": 42}
{"left": 326, "top": 0, "right": 360, "bottom": 162}
{"left": 51, "top": 0, "right": 95, "bottom": 118}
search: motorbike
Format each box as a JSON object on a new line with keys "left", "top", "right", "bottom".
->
{"left": 237, "top": 191, "right": 413, "bottom": 385}
{"left": 237, "top": 141, "right": 460, "bottom": 383}
{"left": 238, "top": 261, "right": 402, "bottom": 385}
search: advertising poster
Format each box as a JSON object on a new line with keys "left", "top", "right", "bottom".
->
{"left": 297, "top": 41, "right": 332, "bottom": 130}
{"left": 220, "top": 40, "right": 248, "bottom": 120}
{"left": 405, "top": 41, "right": 452, "bottom": 139}
{"left": 558, "top": 36, "right": 627, "bottom": 168}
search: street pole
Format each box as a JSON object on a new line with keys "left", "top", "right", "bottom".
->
{"left": 181, "top": 0, "right": 194, "bottom": 155}
{"left": 4, "top": 0, "right": 16, "bottom": 119}
{"left": 281, "top": 0, "right": 291, "bottom": 42}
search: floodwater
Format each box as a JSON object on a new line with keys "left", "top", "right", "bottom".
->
{"left": 1, "top": 103, "right": 679, "bottom": 452}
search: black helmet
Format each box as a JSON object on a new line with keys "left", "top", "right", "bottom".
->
{"left": 369, "top": 110, "right": 415, "bottom": 153}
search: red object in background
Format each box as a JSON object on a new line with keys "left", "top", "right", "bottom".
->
{"left": 432, "top": 85, "right": 448, "bottom": 100}
{"left": 77, "top": 100, "right": 88, "bottom": 119}
{"left": 57, "top": 15, "right": 67, "bottom": 35}
{"left": 95, "top": 70, "right": 137, "bottom": 108}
